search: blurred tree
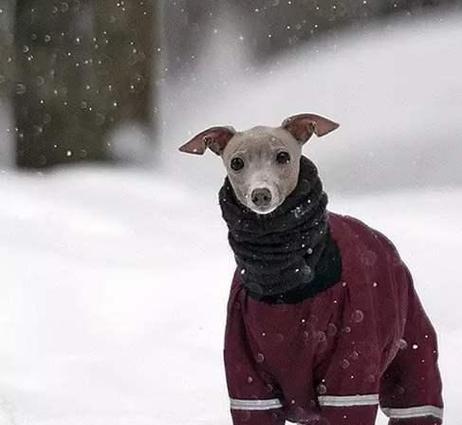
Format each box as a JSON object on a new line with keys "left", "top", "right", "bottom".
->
{"left": 14, "top": 0, "right": 156, "bottom": 169}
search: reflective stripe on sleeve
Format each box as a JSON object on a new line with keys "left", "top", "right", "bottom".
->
{"left": 381, "top": 405, "right": 443, "bottom": 420}
{"left": 318, "top": 394, "right": 379, "bottom": 407}
{"left": 230, "top": 398, "right": 283, "bottom": 411}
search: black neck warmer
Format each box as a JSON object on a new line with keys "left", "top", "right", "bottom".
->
{"left": 219, "top": 156, "right": 342, "bottom": 303}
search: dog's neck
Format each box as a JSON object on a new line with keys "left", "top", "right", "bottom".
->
{"left": 219, "top": 156, "right": 342, "bottom": 303}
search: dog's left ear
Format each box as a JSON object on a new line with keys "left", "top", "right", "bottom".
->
{"left": 179, "top": 126, "right": 236, "bottom": 156}
{"left": 282, "top": 113, "right": 339, "bottom": 144}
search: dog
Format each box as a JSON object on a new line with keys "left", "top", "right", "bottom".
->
{"left": 179, "top": 114, "right": 443, "bottom": 425}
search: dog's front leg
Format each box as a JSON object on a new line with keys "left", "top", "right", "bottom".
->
{"left": 230, "top": 408, "right": 285, "bottom": 425}
{"left": 224, "top": 288, "right": 286, "bottom": 425}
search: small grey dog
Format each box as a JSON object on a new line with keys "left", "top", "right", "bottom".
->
{"left": 178, "top": 114, "right": 443, "bottom": 425}
{"left": 179, "top": 113, "right": 338, "bottom": 214}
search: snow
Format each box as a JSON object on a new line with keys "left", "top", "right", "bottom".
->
{"left": 0, "top": 169, "right": 231, "bottom": 425}
{"left": 0, "top": 168, "right": 460, "bottom": 424}
{"left": 1, "top": 8, "right": 462, "bottom": 425}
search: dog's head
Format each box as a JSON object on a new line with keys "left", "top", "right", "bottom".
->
{"left": 179, "top": 114, "right": 339, "bottom": 214}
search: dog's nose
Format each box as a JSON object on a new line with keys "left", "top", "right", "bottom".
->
{"left": 251, "top": 188, "right": 272, "bottom": 208}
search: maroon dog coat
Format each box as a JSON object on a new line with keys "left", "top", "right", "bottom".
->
{"left": 224, "top": 212, "right": 443, "bottom": 425}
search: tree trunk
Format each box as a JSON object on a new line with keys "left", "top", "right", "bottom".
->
{"left": 14, "top": 0, "right": 156, "bottom": 169}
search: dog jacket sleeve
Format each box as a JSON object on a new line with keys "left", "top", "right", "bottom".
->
{"left": 224, "top": 276, "right": 286, "bottom": 425}
{"left": 378, "top": 263, "right": 444, "bottom": 425}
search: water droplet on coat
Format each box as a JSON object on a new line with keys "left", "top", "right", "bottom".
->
{"left": 317, "top": 331, "right": 327, "bottom": 343}
{"left": 366, "top": 374, "right": 376, "bottom": 383}
{"left": 341, "top": 359, "right": 350, "bottom": 369}
{"left": 398, "top": 339, "right": 408, "bottom": 350}
{"left": 352, "top": 309, "right": 364, "bottom": 323}
{"left": 350, "top": 350, "right": 360, "bottom": 361}
{"left": 327, "top": 323, "right": 337, "bottom": 336}
{"left": 256, "top": 353, "right": 265, "bottom": 363}
{"left": 273, "top": 333, "right": 284, "bottom": 343}
{"left": 317, "top": 383, "right": 327, "bottom": 394}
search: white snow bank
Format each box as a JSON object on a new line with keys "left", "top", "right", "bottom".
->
{"left": 161, "top": 9, "right": 462, "bottom": 194}
{"left": 0, "top": 167, "right": 460, "bottom": 424}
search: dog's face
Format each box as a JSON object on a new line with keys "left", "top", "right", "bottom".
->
{"left": 221, "top": 126, "right": 302, "bottom": 214}
{"left": 179, "top": 113, "right": 339, "bottom": 214}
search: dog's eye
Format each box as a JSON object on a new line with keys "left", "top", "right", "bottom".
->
{"left": 276, "top": 151, "right": 291, "bottom": 164}
{"left": 231, "top": 157, "right": 244, "bottom": 171}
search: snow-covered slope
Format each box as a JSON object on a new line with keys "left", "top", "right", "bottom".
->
{"left": 0, "top": 167, "right": 460, "bottom": 424}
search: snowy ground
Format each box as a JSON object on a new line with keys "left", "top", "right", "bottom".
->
{"left": 0, "top": 168, "right": 460, "bottom": 425}
{"left": 1, "top": 7, "right": 462, "bottom": 425}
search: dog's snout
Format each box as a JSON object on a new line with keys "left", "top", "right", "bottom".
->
{"left": 251, "top": 188, "right": 272, "bottom": 208}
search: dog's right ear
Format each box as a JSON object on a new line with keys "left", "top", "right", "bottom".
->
{"left": 179, "top": 126, "right": 236, "bottom": 156}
